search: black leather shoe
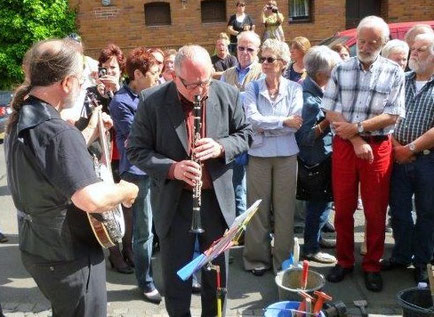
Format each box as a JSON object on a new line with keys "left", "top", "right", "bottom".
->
{"left": 380, "top": 258, "right": 408, "bottom": 271}
{"left": 192, "top": 280, "right": 202, "bottom": 294}
{"left": 364, "top": 271, "right": 383, "bottom": 292}
{"left": 321, "top": 222, "right": 335, "bottom": 233}
{"left": 251, "top": 268, "right": 266, "bottom": 276}
{"left": 326, "top": 264, "right": 353, "bottom": 283}
{"left": 414, "top": 266, "right": 429, "bottom": 283}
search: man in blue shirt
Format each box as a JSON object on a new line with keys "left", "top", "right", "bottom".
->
{"left": 109, "top": 47, "right": 162, "bottom": 303}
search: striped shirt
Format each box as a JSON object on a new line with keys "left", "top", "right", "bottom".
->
{"left": 321, "top": 56, "right": 405, "bottom": 136}
{"left": 394, "top": 72, "right": 434, "bottom": 145}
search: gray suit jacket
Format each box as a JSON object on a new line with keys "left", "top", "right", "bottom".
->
{"left": 127, "top": 80, "right": 252, "bottom": 238}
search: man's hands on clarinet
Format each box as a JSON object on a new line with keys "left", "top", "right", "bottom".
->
{"left": 174, "top": 160, "right": 201, "bottom": 187}
{"left": 173, "top": 138, "right": 224, "bottom": 186}
{"left": 193, "top": 138, "right": 224, "bottom": 160}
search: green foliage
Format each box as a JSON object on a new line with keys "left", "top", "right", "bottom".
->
{"left": 0, "top": 0, "right": 77, "bottom": 89}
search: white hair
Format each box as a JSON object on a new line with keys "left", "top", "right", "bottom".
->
{"left": 404, "top": 24, "right": 434, "bottom": 45}
{"left": 174, "top": 45, "right": 212, "bottom": 75}
{"left": 414, "top": 33, "right": 434, "bottom": 55}
{"left": 261, "top": 39, "right": 291, "bottom": 67}
{"left": 237, "top": 31, "right": 261, "bottom": 49}
{"left": 357, "top": 16, "right": 390, "bottom": 44}
{"left": 303, "top": 46, "right": 342, "bottom": 79}
{"left": 382, "top": 39, "right": 409, "bottom": 58}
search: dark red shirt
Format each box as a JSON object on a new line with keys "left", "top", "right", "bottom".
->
{"left": 168, "top": 93, "right": 213, "bottom": 190}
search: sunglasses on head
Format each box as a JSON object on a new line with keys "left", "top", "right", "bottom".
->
{"left": 238, "top": 46, "right": 255, "bottom": 53}
{"left": 260, "top": 56, "right": 279, "bottom": 63}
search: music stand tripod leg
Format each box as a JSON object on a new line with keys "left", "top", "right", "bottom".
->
{"left": 207, "top": 263, "right": 226, "bottom": 317}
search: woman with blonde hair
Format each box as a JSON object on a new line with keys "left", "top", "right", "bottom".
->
{"left": 243, "top": 39, "right": 303, "bottom": 275}
{"left": 284, "top": 36, "right": 311, "bottom": 83}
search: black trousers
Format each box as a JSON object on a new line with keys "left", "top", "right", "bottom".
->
{"left": 160, "top": 190, "right": 228, "bottom": 317}
{"left": 21, "top": 249, "right": 106, "bottom": 317}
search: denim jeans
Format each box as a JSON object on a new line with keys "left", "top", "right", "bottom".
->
{"left": 302, "top": 201, "right": 332, "bottom": 254}
{"left": 389, "top": 152, "right": 434, "bottom": 267}
{"left": 121, "top": 172, "right": 155, "bottom": 292}
{"left": 233, "top": 163, "right": 247, "bottom": 216}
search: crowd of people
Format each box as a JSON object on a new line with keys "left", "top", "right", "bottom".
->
{"left": 2, "top": 4, "right": 433, "bottom": 317}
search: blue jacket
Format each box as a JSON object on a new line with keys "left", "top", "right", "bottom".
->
{"left": 296, "top": 76, "right": 332, "bottom": 166}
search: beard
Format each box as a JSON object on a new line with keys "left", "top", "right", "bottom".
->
{"left": 357, "top": 46, "right": 382, "bottom": 65}
{"left": 60, "top": 87, "right": 86, "bottom": 125}
{"left": 408, "top": 58, "right": 431, "bottom": 73}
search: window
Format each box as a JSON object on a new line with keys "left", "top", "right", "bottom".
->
{"left": 144, "top": 2, "right": 171, "bottom": 26}
{"left": 201, "top": 0, "right": 226, "bottom": 23}
{"left": 289, "top": 0, "right": 313, "bottom": 23}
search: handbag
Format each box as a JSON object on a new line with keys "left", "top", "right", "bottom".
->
{"left": 296, "top": 155, "right": 333, "bottom": 202}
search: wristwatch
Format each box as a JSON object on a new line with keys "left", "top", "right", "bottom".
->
{"left": 407, "top": 142, "right": 417, "bottom": 153}
{"left": 357, "top": 121, "right": 364, "bottom": 134}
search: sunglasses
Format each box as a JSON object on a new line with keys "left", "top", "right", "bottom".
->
{"left": 238, "top": 46, "right": 255, "bottom": 53}
{"left": 237, "top": 3, "right": 246, "bottom": 6}
{"left": 260, "top": 56, "right": 280, "bottom": 63}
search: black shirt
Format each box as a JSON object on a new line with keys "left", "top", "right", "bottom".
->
{"left": 227, "top": 14, "right": 255, "bottom": 44}
{"left": 211, "top": 54, "right": 238, "bottom": 72}
{"left": 6, "top": 96, "right": 101, "bottom": 261}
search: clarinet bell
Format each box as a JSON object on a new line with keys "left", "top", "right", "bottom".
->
{"left": 190, "top": 208, "right": 205, "bottom": 234}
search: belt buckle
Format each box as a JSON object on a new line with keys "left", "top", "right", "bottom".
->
{"left": 422, "top": 149, "right": 431, "bottom": 155}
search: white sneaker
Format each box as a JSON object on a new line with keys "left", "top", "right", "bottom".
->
{"left": 304, "top": 252, "right": 336, "bottom": 264}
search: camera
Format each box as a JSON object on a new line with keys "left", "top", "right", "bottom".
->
{"left": 272, "top": 6, "right": 278, "bottom": 12}
{"left": 98, "top": 67, "right": 107, "bottom": 78}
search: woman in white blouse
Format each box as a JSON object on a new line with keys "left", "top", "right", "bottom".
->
{"left": 243, "top": 39, "right": 303, "bottom": 275}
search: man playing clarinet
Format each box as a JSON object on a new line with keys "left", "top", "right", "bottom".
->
{"left": 127, "top": 45, "right": 252, "bottom": 316}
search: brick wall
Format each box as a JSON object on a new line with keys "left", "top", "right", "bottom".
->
{"left": 69, "top": 0, "right": 432, "bottom": 59}
{"left": 386, "top": 0, "right": 434, "bottom": 22}
{"left": 69, "top": 0, "right": 345, "bottom": 58}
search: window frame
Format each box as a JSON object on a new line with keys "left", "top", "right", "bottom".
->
{"left": 288, "top": 0, "right": 313, "bottom": 24}
{"left": 200, "top": 0, "right": 227, "bottom": 24}
{"left": 144, "top": 2, "right": 172, "bottom": 27}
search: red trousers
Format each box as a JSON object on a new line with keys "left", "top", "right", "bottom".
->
{"left": 332, "top": 136, "right": 392, "bottom": 272}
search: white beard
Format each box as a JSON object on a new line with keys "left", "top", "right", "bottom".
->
{"left": 60, "top": 87, "right": 86, "bottom": 125}
{"left": 357, "top": 46, "right": 381, "bottom": 65}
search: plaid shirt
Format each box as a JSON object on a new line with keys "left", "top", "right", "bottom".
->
{"left": 321, "top": 56, "right": 405, "bottom": 136}
{"left": 394, "top": 72, "right": 434, "bottom": 145}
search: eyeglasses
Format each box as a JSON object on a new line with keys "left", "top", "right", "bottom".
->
{"left": 260, "top": 56, "right": 280, "bottom": 64}
{"left": 178, "top": 76, "right": 211, "bottom": 90}
{"left": 238, "top": 46, "right": 256, "bottom": 53}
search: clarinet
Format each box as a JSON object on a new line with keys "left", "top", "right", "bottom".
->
{"left": 190, "top": 94, "right": 205, "bottom": 234}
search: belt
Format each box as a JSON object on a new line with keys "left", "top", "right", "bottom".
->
{"left": 360, "top": 135, "right": 389, "bottom": 143}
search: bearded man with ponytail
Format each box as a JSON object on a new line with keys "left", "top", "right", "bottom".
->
{"left": 5, "top": 39, "right": 139, "bottom": 317}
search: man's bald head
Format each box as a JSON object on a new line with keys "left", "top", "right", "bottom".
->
{"left": 174, "top": 45, "right": 213, "bottom": 77}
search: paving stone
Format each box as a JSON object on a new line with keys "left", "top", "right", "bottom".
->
{"left": 3, "top": 303, "right": 19, "bottom": 312}
{"left": 16, "top": 303, "right": 35, "bottom": 312}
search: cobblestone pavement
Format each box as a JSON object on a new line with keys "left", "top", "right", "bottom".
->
{"left": 0, "top": 147, "right": 415, "bottom": 317}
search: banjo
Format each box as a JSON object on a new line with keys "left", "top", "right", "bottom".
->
{"left": 86, "top": 95, "right": 125, "bottom": 248}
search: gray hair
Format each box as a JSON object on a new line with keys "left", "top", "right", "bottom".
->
{"left": 382, "top": 39, "right": 409, "bottom": 58}
{"left": 404, "top": 24, "right": 434, "bottom": 45}
{"left": 303, "top": 45, "right": 342, "bottom": 79}
{"left": 414, "top": 33, "right": 434, "bottom": 55}
{"left": 357, "top": 16, "right": 390, "bottom": 44}
{"left": 174, "top": 45, "right": 212, "bottom": 75}
{"left": 237, "top": 31, "right": 261, "bottom": 49}
{"left": 261, "top": 38, "right": 291, "bottom": 66}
